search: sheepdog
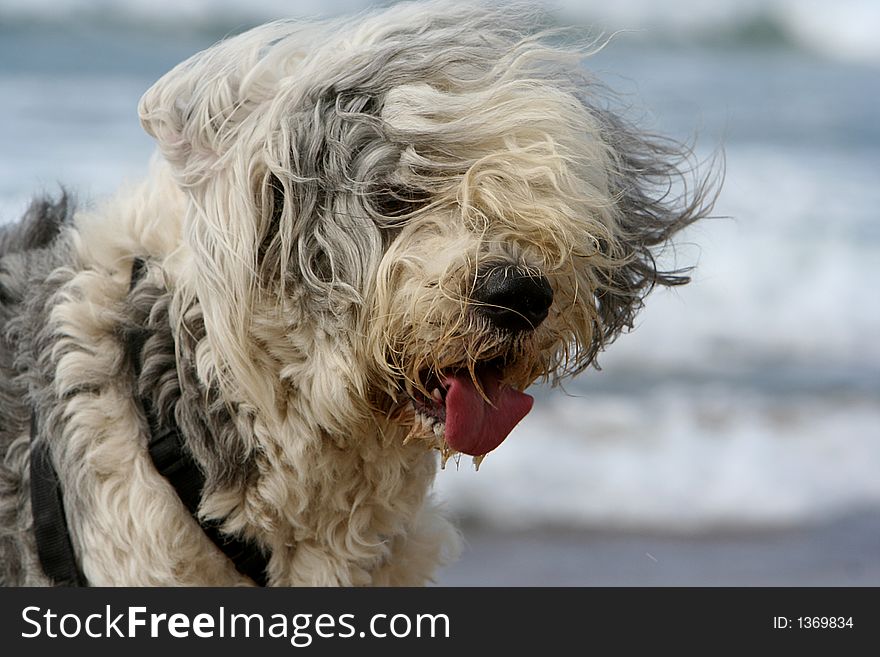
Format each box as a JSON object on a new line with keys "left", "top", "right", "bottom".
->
{"left": 0, "top": 2, "right": 715, "bottom": 586}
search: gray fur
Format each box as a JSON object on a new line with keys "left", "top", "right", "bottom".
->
{"left": 125, "top": 279, "right": 258, "bottom": 494}
{"left": 0, "top": 197, "right": 75, "bottom": 585}
{"left": 579, "top": 105, "right": 720, "bottom": 370}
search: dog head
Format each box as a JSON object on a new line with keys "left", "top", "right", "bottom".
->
{"left": 138, "top": 2, "right": 716, "bottom": 460}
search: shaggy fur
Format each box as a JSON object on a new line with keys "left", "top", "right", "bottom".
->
{"left": 0, "top": 2, "right": 716, "bottom": 586}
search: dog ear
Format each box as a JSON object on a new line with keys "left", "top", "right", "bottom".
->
{"left": 137, "top": 25, "right": 307, "bottom": 414}
{"left": 140, "top": 54, "right": 232, "bottom": 178}
{"left": 588, "top": 106, "right": 721, "bottom": 353}
{"left": 138, "top": 24, "right": 297, "bottom": 181}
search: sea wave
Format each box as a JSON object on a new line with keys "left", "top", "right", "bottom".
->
{"left": 557, "top": 0, "right": 880, "bottom": 64}
{"left": 1, "top": 0, "right": 879, "bottom": 64}
{"left": 435, "top": 388, "right": 880, "bottom": 531}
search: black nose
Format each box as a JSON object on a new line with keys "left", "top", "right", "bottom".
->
{"left": 472, "top": 266, "right": 554, "bottom": 332}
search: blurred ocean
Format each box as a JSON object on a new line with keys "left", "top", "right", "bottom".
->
{"left": 1, "top": 0, "right": 878, "bottom": 541}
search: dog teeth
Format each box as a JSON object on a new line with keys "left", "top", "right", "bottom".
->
{"left": 418, "top": 413, "right": 429, "bottom": 432}
{"left": 439, "top": 441, "right": 460, "bottom": 470}
{"left": 431, "top": 388, "right": 443, "bottom": 402}
{"left": 404, "top": 406, "right": 449, "bottom": 456}
{"left": 402, "top": 423, "right": 418, "bottom": 446}
{"left": 473, "top": 454, "right": 486, "bottom": 471}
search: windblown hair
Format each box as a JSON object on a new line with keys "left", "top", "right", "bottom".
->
{"left": 138, "top": 1, "right": 716, "bottom": 416}
{"left": 1, "top": 1, "right": 716, "bottom": 586}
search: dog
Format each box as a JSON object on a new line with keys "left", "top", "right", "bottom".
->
{"left": 0, "top": 1, "right": 715, "bottom": 586}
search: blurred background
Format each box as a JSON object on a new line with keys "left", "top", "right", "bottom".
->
{"left": 1, "top": 0, "right": 877, "bottom": 585}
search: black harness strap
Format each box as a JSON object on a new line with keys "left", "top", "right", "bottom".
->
{"left": 29, "top": 413, "right": 87, "bottom": 587}
{"left": 30, "top": 258, "right": 269, "bottom": 586}
{"left": 144, "top": 425, "right": 270, "bottom": 586}
{"left": 128, "top": 258, "right": 269, "bottom": 586}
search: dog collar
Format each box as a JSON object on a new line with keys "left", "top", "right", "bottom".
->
{"left": 29, "top": 413, "right": 87, "bottom": 586}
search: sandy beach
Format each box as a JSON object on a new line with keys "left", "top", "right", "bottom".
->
{"left": 436, "top": 511, "right": 880, "bottom": 586}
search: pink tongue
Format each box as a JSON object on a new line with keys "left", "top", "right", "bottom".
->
{"left": 442, "top": 371, "right": 534, "bottom": 456}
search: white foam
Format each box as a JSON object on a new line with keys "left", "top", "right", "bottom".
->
{"left": 555, "top": 0, "right": 880, "bottom": 64}
{"left": 597, "top": 145, "right": 880, "bottom": 375}
{"left": 2, "top": 0, "right": 880, "bottom": 63}
{"left": 435, "top": 389, "right": 880, "bottom": 530}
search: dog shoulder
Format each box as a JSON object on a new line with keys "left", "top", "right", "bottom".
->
{"left": 0, "top": 193, "right": 72, "bottom": 259}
